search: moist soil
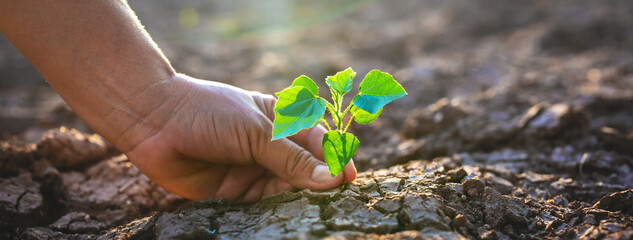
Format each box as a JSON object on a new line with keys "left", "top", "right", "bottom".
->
{"left": 2, "top": 0, "right": 633, "bottom": 239}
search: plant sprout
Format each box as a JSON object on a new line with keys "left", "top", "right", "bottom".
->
{"left": 272, "top": 67, "right": 406, "bottom": 177}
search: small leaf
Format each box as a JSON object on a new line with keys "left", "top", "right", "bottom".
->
{"left": 352, "top": 70, "right": 406, "bottom": 114}
{"left": 272, "top": 86, "right": 327, "bottom": 140}
{"left": 322, "top": 131, "right": 359, "bottom": 177}
{"left": 351, "top": 104, "right": 382, "bottom": 124}
{"left": 325, "top": 67, "right": 356, "bottom": 96}
{"left": 275, "top": 75, "right": 318, "bottom": 97}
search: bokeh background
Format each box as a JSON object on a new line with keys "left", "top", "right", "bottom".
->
{"left": 3, "top": 2, "right": 633, "bottom": 238}
{"left": 2, "top": 0, "right": 633, "bottom": 160}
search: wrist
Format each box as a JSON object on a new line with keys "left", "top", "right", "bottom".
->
{"left": 103, "top": 73, "right": 185, "bottom": 153}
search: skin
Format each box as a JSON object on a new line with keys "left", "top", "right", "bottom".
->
{"left": 0, "top": 0, "right": 357, "bottom": 202}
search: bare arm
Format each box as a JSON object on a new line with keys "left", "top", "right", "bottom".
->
{"left": 0, "top": 0, "right": 175, "bottom": 153}
{"left": 0, "top": 0, "right": 356, "bottom": 201}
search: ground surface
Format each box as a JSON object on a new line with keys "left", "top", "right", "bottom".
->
{"left": 2, "top": 0, "right": 633, "bottom": 239}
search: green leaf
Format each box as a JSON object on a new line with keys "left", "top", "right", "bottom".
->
{"left": 322, "top": 131, "right": 359, "bottom": 177}
{"left": 325, "top": 67, "right": 356, "bottom": 96}
{"left": 275, "top": 75, "right": 318, "bottom": 97}
{"left": 352, "top": 70, "right": 406, "bottom": 114}
{"left": 272, "top": 86, "right": 327, "bottom": 140}
{"left": 351, "top": 104, "right": 382, "bottom": 124}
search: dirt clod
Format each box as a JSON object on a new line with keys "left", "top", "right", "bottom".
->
{"left": 447, "top": 168, "right": 467, "bottom": 183}
{"left": 37, "top": 127, "right": 111, "bottom": 169}
{"left": 593, "top": 190, "right": 633, "bottom": 216}
{"left": 463, "top": 178, "right": 485, "bottom": 198}
{"left": 0, "top": 173, "right": 43, "bottom": 230}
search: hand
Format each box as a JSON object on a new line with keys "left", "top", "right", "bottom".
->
{"left": 0, "top": 0, "right": 356, "bottom": 202}
{"left": 125, "top": 74, "right": 357, "bottom": 202}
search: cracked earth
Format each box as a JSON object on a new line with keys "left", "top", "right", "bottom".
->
{"left": 2, "top": 0, "right": 633, "bottom": 239}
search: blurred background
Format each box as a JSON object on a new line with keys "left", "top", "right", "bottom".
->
{"left": 2, "top": 0, "right": 633, "bottom": 166}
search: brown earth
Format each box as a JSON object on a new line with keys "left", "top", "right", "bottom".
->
{"left": 2, "top": 0, "right": 633, "bottom": 239}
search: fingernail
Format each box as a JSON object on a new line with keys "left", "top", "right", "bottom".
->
{"left": 311, "top": 165, "right": 334, "bottom": 183}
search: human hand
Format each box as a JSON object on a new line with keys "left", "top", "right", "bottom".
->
{"left": 125, "top": 74, "right": 357, "bottom": 202}
{"left": 0, "top": 0, "right": 356, "bottom": 202}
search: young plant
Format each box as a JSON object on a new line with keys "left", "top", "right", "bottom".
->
{"left": 271, "top": 67, "right": 406, "bottom": 177}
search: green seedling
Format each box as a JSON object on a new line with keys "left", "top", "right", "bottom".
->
{"left": 272, "top": 67, "right": 406, "bottom": 177}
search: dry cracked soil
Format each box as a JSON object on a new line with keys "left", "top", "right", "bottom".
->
{"left": 2, "top": 0, "right": 633, "bottom": 239}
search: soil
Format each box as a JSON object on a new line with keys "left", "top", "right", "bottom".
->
{"left": 2, "top": 0, "right": 633, "bottom": 239}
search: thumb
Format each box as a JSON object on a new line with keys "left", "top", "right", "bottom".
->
{"left": 288, "top": 125, "right": 358, "bottom": 183}
{"left": 250, "top": 92, "right": 348, "bottom": 189}
{"left": 252, "top": 133, "right": 344, "bottom": 190}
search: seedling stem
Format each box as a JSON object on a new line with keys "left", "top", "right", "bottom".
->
{"left": 271, "top": 68, "right": 406, "bottom": 177}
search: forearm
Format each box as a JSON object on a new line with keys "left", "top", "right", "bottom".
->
{"left": 0, "top": 0, "right": 177, "bottom": 152}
